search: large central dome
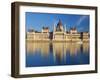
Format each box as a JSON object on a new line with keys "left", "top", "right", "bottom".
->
{"left": 56, "top": 20, "right": 64, "bottom": 31}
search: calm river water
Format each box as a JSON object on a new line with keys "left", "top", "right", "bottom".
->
{"left": 26, "top": 42, "right": 89, "bottom": 67}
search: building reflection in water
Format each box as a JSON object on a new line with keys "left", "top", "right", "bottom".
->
{"left": 26, "top": 42, "right": 50, "bottom": 57}
{"left": 26, "top": 42, "right": 89, "bottom": 67}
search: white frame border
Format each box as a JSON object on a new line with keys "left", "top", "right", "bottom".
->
{"left": 19, "top": 5, "right": 96, "bottom": 75}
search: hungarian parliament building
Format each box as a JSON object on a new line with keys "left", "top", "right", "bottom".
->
{"left": 26, "top": 20, "right": 89, "bottom": 42}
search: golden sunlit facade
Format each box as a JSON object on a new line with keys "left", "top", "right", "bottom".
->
{"left": 26, "top": 20, "right": 89, "bottom": 42}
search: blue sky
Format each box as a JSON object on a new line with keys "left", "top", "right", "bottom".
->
{"left": 26, "top": 12, "right": 89, "bottom": 32}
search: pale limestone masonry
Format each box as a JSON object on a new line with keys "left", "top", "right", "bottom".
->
{"left": 26, "top": 20, "right": 89, "bottom": 42}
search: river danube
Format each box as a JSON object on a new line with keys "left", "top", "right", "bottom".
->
{"left": 26, "top": 42, "right": 89, "bottom": 67}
